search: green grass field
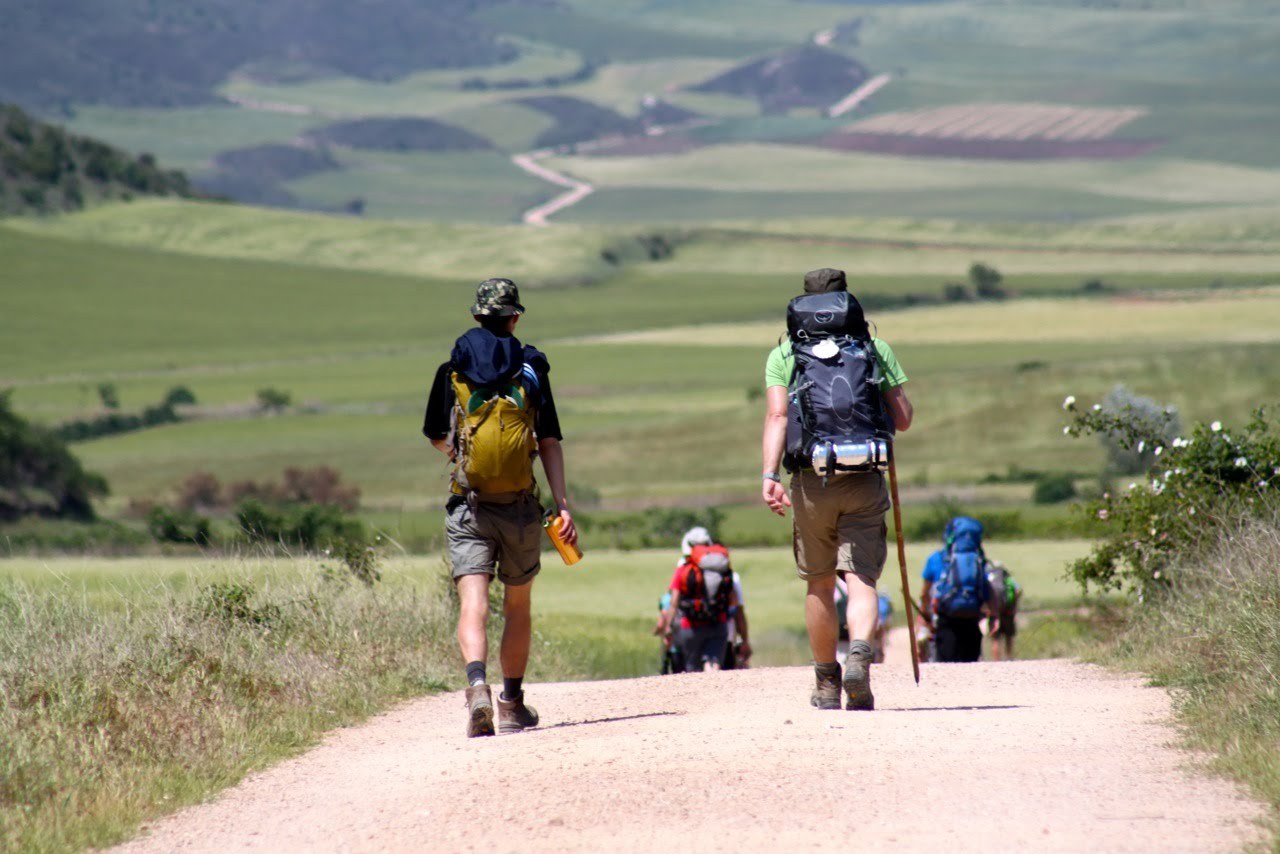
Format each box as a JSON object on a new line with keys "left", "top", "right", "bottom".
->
{"left": 5, "top": 205, "right": 1280, "bottom": 518}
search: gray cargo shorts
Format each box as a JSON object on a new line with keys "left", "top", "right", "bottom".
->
{"left": 790, "top": 470, "right": 891, "bottom": 585}
{"left": 445, "top": 492, "right": 543, "bottom": 587}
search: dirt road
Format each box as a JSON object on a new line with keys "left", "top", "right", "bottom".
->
{"left": 116, "top": 658, "right": 1263, "bottom": 853}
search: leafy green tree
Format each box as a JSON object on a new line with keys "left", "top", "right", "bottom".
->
{"left": 1032, "top": 473, "right": 1077, "bottom": 504}
{"left": 164, "top": 386, "right": 197, "bottom": 406}
{"left": 0, "top": 391, "right": 109, "bottom": 521}
{"left": 96, "top": 382, "right": 120, "bottom": 410}
{"left": 256, "top": 388, "right": 292, "bottom": 413}
{"left": 968, "top": 262, "right": 1005, "bottom": 299}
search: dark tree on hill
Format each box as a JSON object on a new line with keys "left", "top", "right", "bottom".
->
{"left": 968, "top": 262, "right": 1006, "bottom": 299}
{"left": 0, "top": 391, "right": 109, "bottom": 521}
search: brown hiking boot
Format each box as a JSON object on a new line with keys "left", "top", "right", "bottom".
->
{"left": 497, "top": 692, "right": 539, "bottom": 734}
{"left": 465, "top": 684, "right": 494, "bottom": 738}
{"left": 844, "top": 641, "right": 875, "bottom": 711}
{"left": 811, "top": 662, "right": 841, "bottom": 710}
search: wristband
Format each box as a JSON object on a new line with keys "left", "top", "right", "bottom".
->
{"left": 762, "top": 472, "right": 781, "bottom": 483}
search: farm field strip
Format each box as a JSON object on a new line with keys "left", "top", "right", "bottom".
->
{"left": 845, "top": 103, "right": 1147, "bottom": 142}
{"left": 563, "top": 290, "right": 1280, "bottom": 348}
{"left": 548, "top": 145, "right": 1280, "bottom": 206}
{"left": 8, "top": 201, "right": 1280, "bottom": 291}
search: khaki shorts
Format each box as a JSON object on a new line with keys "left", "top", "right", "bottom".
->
{"left": 445, "top": 493, "right": 542, "bottom": 587}
{"left": 790, "top": 470, "right": 891, "bottom": 585}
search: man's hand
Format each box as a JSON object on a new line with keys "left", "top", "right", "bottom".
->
{"left": 554, "top": 507, "right": 578, "bottom": 545}
{"left": 762, "top": 479, "right": 791, "bottom": 516}
{"left": 737, "top": 640, "right": 753, "bottom": 661}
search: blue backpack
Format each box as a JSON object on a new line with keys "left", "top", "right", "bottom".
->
{"left": 934, "top": 517, "right": 993, "bottom": 620}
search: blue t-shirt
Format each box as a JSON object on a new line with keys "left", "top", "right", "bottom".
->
{"left": 922, "top": 550, "right": 946, "bottom": 583}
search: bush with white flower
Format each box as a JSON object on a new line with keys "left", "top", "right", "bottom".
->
{"left": 1062, "top": 399, "right": 1280, "bottom": 593}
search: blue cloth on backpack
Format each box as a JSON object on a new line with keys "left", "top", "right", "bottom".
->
{"left": 926, "top": 517, "right": 993, "bottom": 620}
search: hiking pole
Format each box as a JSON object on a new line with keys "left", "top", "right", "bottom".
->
{"left": 887, "top": 449, "right": 921, "bottom": 685}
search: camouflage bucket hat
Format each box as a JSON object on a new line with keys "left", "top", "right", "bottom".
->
{"left": 803, "top": 268, "right": 848, "bottom": 294}
{"left": 470, "top": 277, "right": 525, "bottom": 316}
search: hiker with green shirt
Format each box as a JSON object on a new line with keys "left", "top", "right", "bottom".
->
{"left": 986, "top": 559, "right": 1022, "bottom": 661}
{"left": 760, "top": 268, "right": 913, "bottom": 711}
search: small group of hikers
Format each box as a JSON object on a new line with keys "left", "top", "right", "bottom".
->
{"left": 652, "top": 526, "right": 751, "bottom": 674}
{"left": 916, "top": 516, "right": 1023, "bottom": 664}
{"left": 424, "top": 268, "right": 1014, "bottom": 737}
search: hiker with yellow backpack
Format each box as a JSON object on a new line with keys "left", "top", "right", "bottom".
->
{"left": 422, "top": 278, "right": 578, "bottom": 738}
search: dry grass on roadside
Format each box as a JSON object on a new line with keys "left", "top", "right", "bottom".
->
{"left": 1114, "top": 519, "right": 1280, "bottom": 840}
{"left": 0, "top": 562, "right": 464, "bottom": 853}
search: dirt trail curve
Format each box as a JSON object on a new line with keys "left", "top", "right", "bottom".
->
{"left": 115, "top": 659, "right": 1264, "bottom": 853}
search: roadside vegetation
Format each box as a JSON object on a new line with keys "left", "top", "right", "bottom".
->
{"left": 1061, "top": 402, "right": 1280, "bottom": 836}
{"left": 0, "top": 546, "right": 656, "bottom": 852}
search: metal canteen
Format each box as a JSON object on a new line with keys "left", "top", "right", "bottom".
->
{"left": 810, "top": 439, "right": 890, "bottom": 476}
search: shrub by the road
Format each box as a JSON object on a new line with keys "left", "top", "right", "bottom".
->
{"left": 1063, "top": 399, "right": 1279, "bottom": 593}
{"left": 1063, "top": 397, "right": 1280, "bottom": 829}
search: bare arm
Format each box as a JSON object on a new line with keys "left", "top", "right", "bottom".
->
{"left": 919, "top": 579, "right": 934, "bottom": 624}
{"left": 886, "top": 385, "right": 914, "bottom": 432}
{"left": 761, "top": 385, "right": 791, "bottom": 516}
{"left": 732, "top": 591, "right": 751, "bottom": 659}
{"left": 430, "top": 437, "right": 451, "bottom": 457}
{"left": 538, "top": 437, "right": 577, "bottom": 545}
{"left": 660, "top": 590, "right": 681, "bottom": 636}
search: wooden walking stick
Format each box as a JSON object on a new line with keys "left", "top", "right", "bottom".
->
{"left": 888, "top": 448, "right": 921, "bottom": 685}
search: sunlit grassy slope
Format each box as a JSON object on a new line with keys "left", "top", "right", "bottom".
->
{"left": 6, "top": 205, "right": 1280, "bottom": 515}
{"left": 10, "top": 199, "right": 1280, "bottom": 283}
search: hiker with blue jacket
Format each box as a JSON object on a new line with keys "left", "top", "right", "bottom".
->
{"left": 761, "top": 268, "right": 913, "bottom": 711}
{"left": 422, "top": 278, "right": 577, "bottom": 738}
{"left": 919, "top": 517, "right": 999, "bottom": 663}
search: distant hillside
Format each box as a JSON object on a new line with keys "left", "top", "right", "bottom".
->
{"left": 689, "top": 46, "right": 870, "bottom": 113}
{"left": 0, "top": 0, "right": 534, "bottom": 108}
{"left": 0, "top": 104, "right": 194, "bottom": 216}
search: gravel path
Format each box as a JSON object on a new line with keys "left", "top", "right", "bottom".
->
{"left": 115, "top": 659, "right": 1264, "bottom": 853}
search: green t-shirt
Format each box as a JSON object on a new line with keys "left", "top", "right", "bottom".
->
{"left": 764, "top": 338, "right": 908, "bottom": 392}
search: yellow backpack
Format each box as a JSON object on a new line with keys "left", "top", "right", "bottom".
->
{"left": 450, "top": 371, "right": 537, "bottom": 495}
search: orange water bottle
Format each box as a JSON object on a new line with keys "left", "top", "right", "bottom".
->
{"left": 544, "top": 512, "right": 583, "bottom": 566}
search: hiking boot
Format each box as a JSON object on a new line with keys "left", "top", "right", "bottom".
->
{"left": 497, "top": 692, "right": 539, "bottom": 734}
{"left": 810, "top": 662, "right": 841, "bottom": 710}
{"left": 465, "top": 684, "right": 495, "bottom": 738}
{"left": 844, "top": 641, "right": 875, "bottom": 711}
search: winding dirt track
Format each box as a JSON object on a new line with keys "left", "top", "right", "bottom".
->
{"left": 115, "top": 653, "right": 1264, "bottom": 853}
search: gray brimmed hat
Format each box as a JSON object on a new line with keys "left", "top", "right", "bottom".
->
{"left": 803, "top": 268, "right": 848, "bottom": 294}
{"left": 471, "top": 277, "right": 525, "bottom": 316}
